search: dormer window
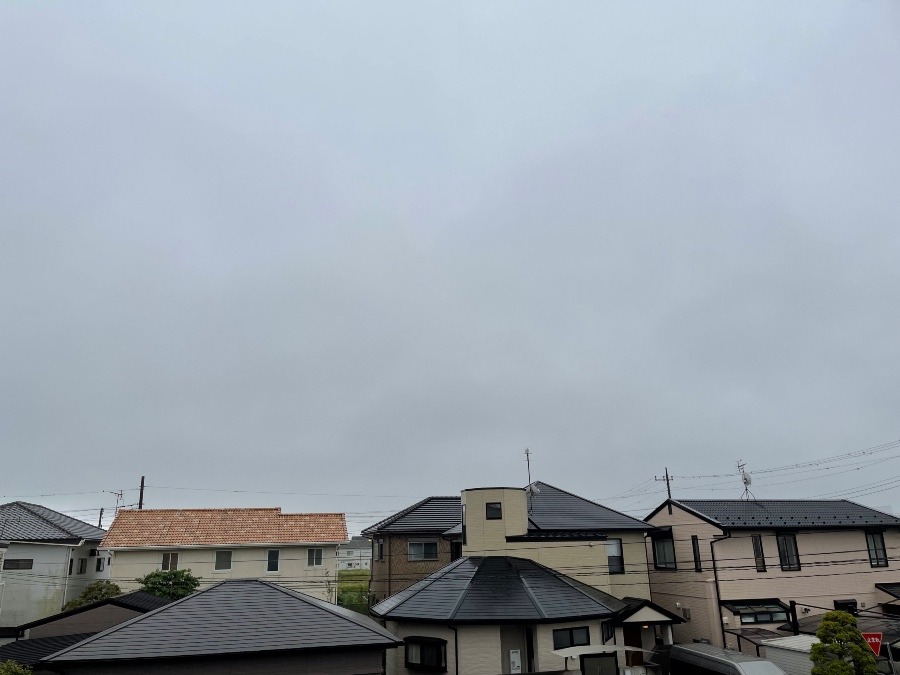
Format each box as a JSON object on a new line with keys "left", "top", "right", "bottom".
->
{"left": 485, "top": 502, "right": 502, "bottom": 520}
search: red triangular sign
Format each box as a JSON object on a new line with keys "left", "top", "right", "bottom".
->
{"left": 862, "top": 633, "right": 883, "bottom": 656}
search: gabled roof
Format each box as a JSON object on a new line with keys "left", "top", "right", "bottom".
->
{"left": 647, "top": 499, "right": 900, "bottom": 530}
{"left": 102, "top": 508, "right": 347, "bottom": 548}
{"left": 0, "top": 633, "right": 95, "bottom": 667}
{"left": 876, "top": 582, "right": 900, "bottom": 599}
{"left": 18, "top": 591, "right": 173, "bottom": 631}
{"left": 0, "top": 502, "right": 106, "bottom": 543}
{"left": 370, "top": 556, "right": 627, "bottom": 623}
{"left": 361, "top": 496, "right": 461, "bottom": 536}
{"left": 42, "top": 580, "right": 401, "bottom": 664}
{"left": 526, "top": 482, "right": 650, "bottom": 531}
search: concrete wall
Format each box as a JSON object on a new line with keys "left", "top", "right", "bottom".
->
{"left": 0, "top": 542, "right": 106, "bottom": 627}
{"left": 46, "top": 648, "right": 389, "bottom": 674}
{"left": 647, "top": 502, "right": 900, "bottom": 647}
{"left": 369, "top": 534, "right": 454, "bottom": 602}
{"left": 109, "top": 545, "right": 339, "bottom": 601}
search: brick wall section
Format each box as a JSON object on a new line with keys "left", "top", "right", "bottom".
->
{"left": 647, "top": 502, "right": 900, "bottom": 647}
{"left": 369, "top": 533, "right": 454, "bottom": 602}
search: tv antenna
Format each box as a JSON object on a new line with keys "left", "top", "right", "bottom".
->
{"left": 738, "top": 460, "right": 755, "bottom": 500}
{"left": 525, "top": 448, "right": 539, "bottom": 513}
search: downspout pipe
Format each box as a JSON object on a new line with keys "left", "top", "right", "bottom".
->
{"left": 710, "top": 533, "right": 730, "bottom": 648}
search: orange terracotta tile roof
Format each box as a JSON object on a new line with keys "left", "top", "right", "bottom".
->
{"left": 101, "top": 508, "right": 347, "bottom": 548}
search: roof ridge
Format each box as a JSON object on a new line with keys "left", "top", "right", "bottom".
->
{"left": 508, "top": 558, "right": 552, "bottom": 620}
{"left": 389, "top": 557, "right": 471, "bottom": 616}
{"left": 12, "top": 502, "right": 88, "bottom": 538}
{"left": 522, "top": 556, "right": 623, "bottom": 610}
{"left": 530, "top": 481, "right": 650, "bottom": 526}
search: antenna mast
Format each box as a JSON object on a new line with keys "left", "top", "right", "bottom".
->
{"left": 738, "top": 460, "right": 755, "bottom": 500}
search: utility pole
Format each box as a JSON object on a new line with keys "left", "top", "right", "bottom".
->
{"left": 97, "top": 508, "right": 104, "bottom": 528}
{"left": 655, "top": 467, "right": 673, "bottom": 514}
{"left": 138, "top": 476, "right": 145, "bottom": 510}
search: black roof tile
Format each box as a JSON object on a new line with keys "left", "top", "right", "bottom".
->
{"left": 0, "top": 633, "right": 96, "bottom": 666}
{"left": 370, "top": 556, "right": 627, "bottom": 623}
{"left": 362, "top": 496, "right": 461, "bottom": 535}
{"left": 41, "top": 580, "right": 400, "bottom": 664}
{"left": 670, "top": 499, "right": 900, "bottom": 529}
{"left": 0, "top": 502, "right": 106, "bottom": 542}
{"left": 18, "top": 591, "right": 173, "bottom": 631}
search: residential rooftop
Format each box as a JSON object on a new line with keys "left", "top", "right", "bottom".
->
{"left": 0, "top": 502, "right": 106, "bottom": 543}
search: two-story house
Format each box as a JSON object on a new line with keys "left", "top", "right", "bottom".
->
{"left": 0, "top": 502, "right": 108, "bottom": 627}
{"left": 645, "top": 498, "right": 900, "bottom": 651}
{"left": 337, "top": 536, "right": 373, "bottom": 571}
{"left": 363, "top": 496, "right": 462, "bottom": 602}
{"left": 102, "top": 507, "right": 348, "bottom": 602}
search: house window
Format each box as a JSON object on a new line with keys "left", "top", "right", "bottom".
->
{"left": 691, "top": 535, "right": 702, "bottom": 572}
{"left": 214, "top": 550, "right": 232, "bottom": 571}
{"left": 553, "top": 626, "right": 590, "bottom": 650}
{"left": 77, "top": 558, "right": 87, "bottom": 574}
{"left": 2, "top": 559, "right": 33, "bottom": 570}
{"left": 408, "top": 541, "right": 439, "bottom": 561}
{"left": 267, "top": 549, "right": 280, "bottom": 573}
{"left": 68, "top": 558, "right": 74, "bottom": 576}
{"left": 867, "top": 532, "right": 888, "bottom": 568}
{"left": 450, "top": 541, "right": 462, "bottom": 561}
{"left": 601, "top": 621, "right": 615, "bottom": 644}
{"left": 376, "top": 539, "right": 385, "bottom": 561}
{"left": 308, "top": 548, "right": 323, "bottom": 566}
{"left": 725, "top": 602, "right": 789, "bottom": 625}
{"left": 461, "top": 504, "right": 467, "bottom": 545}
{"left": 776, "top": 534, "right": 800, "bottom": 571}
{"left": 752, "top": 535, "right": 766, "bottom": 572}
{"left": 606, "top": 539, "right": 624, "bottom": 574}
{"left": 404, "top": 636, "right": 447, "bottom": 672}
{"left": 486, "top": 502, "right": 502, "bottom": 520}
{"left": 161, "top": 552, "right": 179, "bottom": 571}
{"left": 96, "top": 557, "right": 105, "bottom": 572}
{"left": 652, "top": 532, "right": 676, "bottom": 570}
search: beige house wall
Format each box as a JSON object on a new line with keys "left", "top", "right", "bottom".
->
{"left": 385, "top": 623, "right": 503, "bottom": 675}
{"left": 108, "top": 545, "right": 339, "bottom": 601}
{"left": 647, "top": 502, "right": 900, "bottom": 647}
{"left": 534, "top": 620, "right": 604, "bottom": 673}
{"left": 462, "top": 488, "right": 652, "bottom": 599}
{"left": 369, "top": 534, "right": 454, "bottom": 602}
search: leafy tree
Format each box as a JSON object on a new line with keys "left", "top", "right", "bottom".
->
{"left": 810, "top": 610, "right": 878, "bottom": 675}
{"left": 0, "top": 660, "right": 32, "bottom": 674}
{"left": 62, "top": 580, "right": 122, "bottom": 611}
{"left": 136, "top": 569, "right": 201, "bottom": 600}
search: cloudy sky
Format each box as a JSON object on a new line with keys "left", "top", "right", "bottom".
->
{"left": 2, "top": 2, "right": 899, "bottom": 534}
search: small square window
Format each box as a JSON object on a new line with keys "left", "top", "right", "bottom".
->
{"left": 405, "top": 636, "right": 447, "bottom": 672}
{"left": 215, "top": 550, "right": 232, "bottom": 571}
{"left": 161, "top": 552, "right": 179, "bottom": 571}
{"left": 408, "top": 541, "right": 439, "bottom": 561}
{"left": 867, "top": 532, "right": 888, "bottom": 568}
{"left": 553, "top": 626, "right": 590, "bottom": 650}
{"left": 267, "top": 549, "right": 280, "bottom": 573}
{"left": 307, "top": 548, "right": 323, "bottom": 566}
{"left": 486, "top": 502, "right": 502, "bottom": 520}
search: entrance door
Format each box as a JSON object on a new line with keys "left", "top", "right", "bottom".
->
{"left": 623, "top": 625, "right": 644, "bottom": 666}
{"left": 580, "top": 653, "right": 618, "bottom": 675}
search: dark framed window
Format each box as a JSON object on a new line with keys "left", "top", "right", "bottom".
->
{"left": 267, "top": 549, "right": 280, "bottom": 572}
{"left": 867, "top": 532, "right": 888, "bottom": 568}
{"left": 461, "top": 504, "right": 467, "bottom": 545}
{"left": 375, "top": 539, "right": 385, "bottom": 561}
{"left": 68, "top": 558, "right": 74, "bottom": 576}
{"left": 215, "top": 550, "right": 233, "bottom": 571}
{"left": 724, "top": 601, "right": 789, "bottom": 625}
{"left": 77, "top": 558, "right": 87, "bottom": 574}
{"left": 776, "top": 534, "right": 800, "bottom": 571}
{"left": 486, "top": 502, "right": 503, "bottom": 520}
{"left": 404, "top": 636, "right": 447, "bottom": 672}
{"left": 553, "top": 626, "right": 590, "bottom": 650}
{"left": 607, "top": 538, "right": 624, "bottom": 574}
{"left": 96, "top": 557, "right": 104, "bottom": 572}
{"left": 601, "top": 621, "right": 615, "bottom": 644}
{"left": 752, "top": 535, "right": 766, "bottom": 572}
{"left": 2, "top": 559, "right": 33, "bottom": 570}
{"left": 652, "top": 532, "right": 676, "bottom": 570}
{"left": 450, "top": 541, "right": 462, "bottom": 561}
{"left": 161, "top": 551, "right": 179, "bottom": 571}
{"left": 691, "top": 535, "right": 702, "bottom": 572}
{"left": 408, "top": 541, "right": 438, "bottom": 561}
{"left": 307, "top": 548, "right": 323, "bottom": 566}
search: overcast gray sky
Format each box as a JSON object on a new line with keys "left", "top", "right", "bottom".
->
{"left": 2, "top": 2, "right": 899, "bottom": 534}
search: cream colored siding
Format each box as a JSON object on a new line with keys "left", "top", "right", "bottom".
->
{"left": 110, "top": 545, "right": 339, "bottom": 601}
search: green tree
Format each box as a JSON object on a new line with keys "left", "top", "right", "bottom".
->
{"left": 62, "top": 580, "right": 122, "bottom": 611}
{"left": 810, "top": 610, "right": 878, "bottom": 675}
{"left": 136, "top": 569, "right": 201, "bottom": 600}
{"left": 0, "top": 660, "right": 32, "bottom": 674}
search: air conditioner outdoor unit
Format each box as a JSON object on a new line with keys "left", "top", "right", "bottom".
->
{"left": 834, "top": 599, "right": 858, "bottom": 615}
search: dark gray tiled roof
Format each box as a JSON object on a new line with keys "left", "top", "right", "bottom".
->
{"left": 0, "top": 633, "right": 96, "bottom": 666}
{"left": 526, "top": 482, "right": 651, "bottom": 531}
{"left": 370, "top": 556, "right": 627, "bottom": 623}
{"left": 340, "top": 535, "right": 372, "bottom": 550}
{"left": 0, "top": 502, "right": 106, "bottom": 542}
{"left": 362, "top": 496, "right": 461, "bottom": 535}
{"left": 876, "top": 583, "right": 900, "bottom": 599}
{"left": 674, "top": 499, "right": 900, "bottom": 529}
{"left": 42, "top": 580, "right": 400, "bottom": 663}
{"left": 18, "top": 591, "right": 173, "bottom": 631}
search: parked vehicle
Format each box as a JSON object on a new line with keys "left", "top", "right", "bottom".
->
{"left": 668, "top": 643, "right": 787, "bottom": 675}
